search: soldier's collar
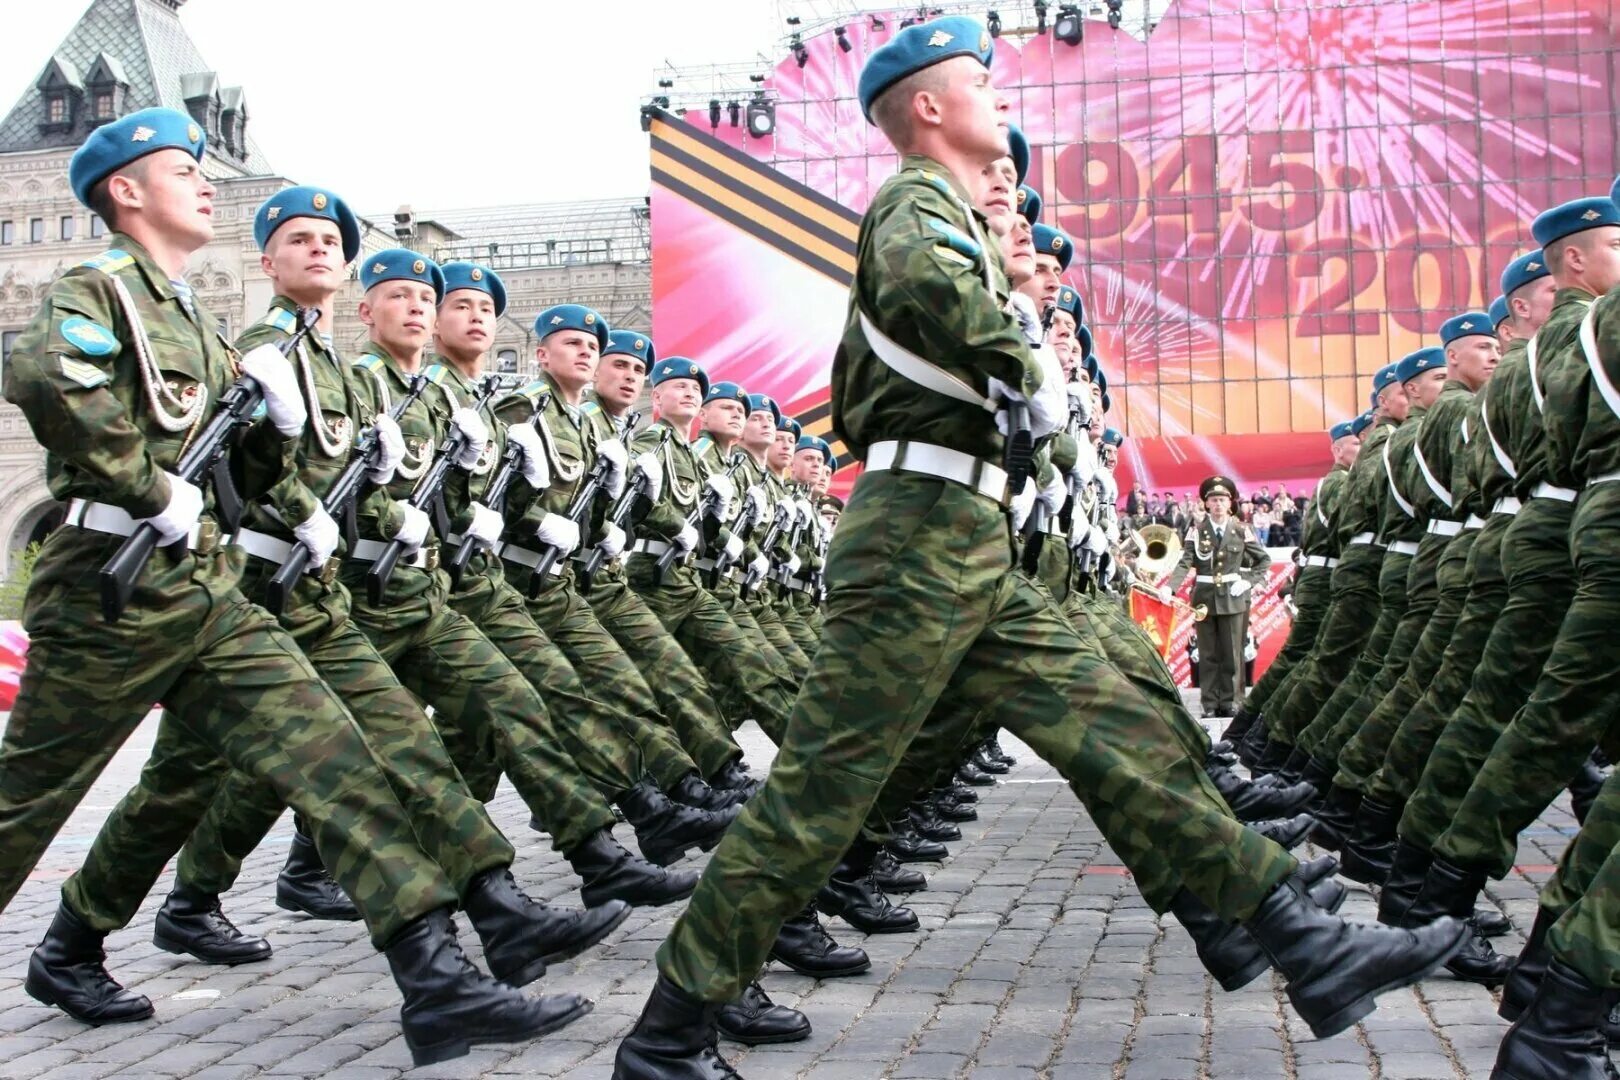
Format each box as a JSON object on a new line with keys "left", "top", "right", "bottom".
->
{"left": 901, "top": 153, "right": 977, "bottom": 207}
{"left": 106, "top": 232, "right": 177, "bottom": 302}
{"left": 657, "top": 415, "right": 693, "bottom": 444}
{"left": 360, "top": 341, "right": 422, "bottom": 382}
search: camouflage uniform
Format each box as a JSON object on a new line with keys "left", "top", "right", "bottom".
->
{"left": 654, "top": 156, "right": 1294, "bottom": 1003}
{"left": 0, "top": 240, "right": 457, "bottom": 947}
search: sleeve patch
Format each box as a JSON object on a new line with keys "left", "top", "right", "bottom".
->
{"left": 59, "top": 317, "right": 119, "bottom": 357}
{"left": 58, "top": 355, "right": 109, "bottom": 389}
{"left": 79, "top": 249, "right": 134, "bottom": 275}
{"left": 260, "top": 308, "right": 297, "bottom": 334}
{"left": 925, "top": 219, "right": 981, "bottom": 260}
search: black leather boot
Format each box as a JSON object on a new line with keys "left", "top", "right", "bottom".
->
{"left": 710, "top": 759, "right": 762, "bottom": 797}
{"left": 1401, "top": 858, "right": 1511, "bottom": 986}
{"left": 1375, "top": 839, "right": 1432, "bottom": 928}
{"left": 986, "top": 734, "right": 1017, "bottom": 767}
{"left": 464, "top": 867, "right": 630, "bottom": 986}
{"left": 1300, "top": 755, "right": 1337, "bottom": 791}
{"left": 565, "top": 827, "right": 700, "bottom": 908}
{"left": 1474, "top": 906, "right": 1513, "bottom": 938}
{"left": 716, "top": 982, "right": 810, "bottom": 1045}
{"left": 972, "top": 748, "right": 1010, "bottom": 774}
{"left": 1225, "top": 705, "right": 1261, "bottom": 746}
{"left": 909, "top": 802, "right": 961, "bottom": 842}
{"left": 1491, "top": 959, "right": 1615, "bottom": 1080}
{"left": 1568, "top": 753, "right": 1608, "bottom": 826}
{"left": 871, "top": 849, "right": 927, "bottom": 893}
{"left": 1238, "top": 719, "right": 1272, "bottom": 769}
{"left": 613, "top": 974, "right": 740, "bottom": 1079}
{"left": 25, "top": 902, "right": 154, "bottom": 1025}
{"left": 1501, "top": 905, "right": 1556, "bottom": 1022}
{"left": 1339, "top": 797, "right": 1401, "bottom": 885}
{"left": 152, "top": 885, "right": 271, "bottom": 965}
{"left": 947, "top": 780, "right": 979, "bottom": 803}
{"left": 816, "top": 843, "right": 919, "bottom": 933}
{"left": 886, "top": 827, "right": 949, "bottom": 863}
{"left": 1296, "top": 854, "right": 1349, "bottom": 915}
{"left": 386, "top": 909, "right": 590, "bottom": 1067}
{"left": 1277, "top": 745, "right": 1315, "bottom": 784}
{"left": 277, "top": 822, "right": 360, "bottom": 921}
{"left": 1248, "top": 813, "right": 1316, "bottom": 851}
{"left": 670, "top": 771, "right": 750, "bottom": 812}
{"left": 1210, "top": 763, "right": 1319, "bottom": 822}
{"left": 957, "top": 762, "right": 996, "bottom": 787}
{"left": 1254, "top": 735, "right": 1295, "bottom": 778}
{"left": 1170, "top": 888, "right": 1271, "bottom": 991}
{"left": 617, "top": 778, "right": 741, "bottom": 866}
{"left": 1307, "top": 785, "right": 1363, "bottom": 852}
{"left": 1243, "top": 872, "right": 1466, "bottom": 1039}
{"left": 930, "top": 788, "right": 978, "bottom": 823}
{"left": 769, "top": 905, "right": 871, "bottom": 977}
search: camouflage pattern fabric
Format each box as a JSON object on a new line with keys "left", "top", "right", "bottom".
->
{"left": 1543, "top": 771, "right": 1620, "bottom": 989}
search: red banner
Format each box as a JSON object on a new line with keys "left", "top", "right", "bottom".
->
{"left": 1158, "top": 552, "right": 1298, "bottom": 687}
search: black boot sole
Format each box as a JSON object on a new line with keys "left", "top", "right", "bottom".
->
{"left": 717, "top": 1023, "right": 812, "bottom": 1045}
{"left": 1291, "top": 926, "right": 1468, "bottom": 1040}
{"left": 152, "top": 926, "right": 271, "bottom": 966}
{"left": 541, "top": 903, "right": 633, "bottom": 968}
{"left": 874, "top": 879, "right": 927, "bottom": 895}
{"left": 768, "top": 949, "right": 872, "bottom": 978}
{"left": 584, "top": 876, "right": 698, "bottom": 910}
{"left": 405, "top": 998, "right": 593, "bottom": 1067}
{"left": 813, "top": 898, "right": 919, "bottom": 935}
{"left": 275, "top": 893, "right": 361, "bottom": 922}
{"left": 1215, "top": 952, "right": 1274, "bottom": 993}
{"left": 23, "top": 975, "right": 154, "bottom": 1026}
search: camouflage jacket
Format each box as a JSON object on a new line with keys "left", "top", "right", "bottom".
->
{"left": 1333, "top": 419, "right": 1397, "bottom": 549}
{"left": 631, "top": 416, "right": 705, "bottom": 552}
{"left": 1474, "top": 337, "right": 1528, "bottom": 510}
{"left": 1406, "top": 380, "right": 1477, "bottom": 525}
{"left": 1514, "top": 287, "right": 1597, "bottom": 499}
{"left": 1543, "top": 285, "right": 1620, "bottom": 488}
{"left": 1300, "top": 464, "right": 1348, "bottom": 558}
{"left": 1375, "top": 404, "right": 1428, "bottom": 543}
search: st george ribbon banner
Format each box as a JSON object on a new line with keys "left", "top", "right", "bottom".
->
{"left": 1134, "top": 550, "right": 1298, "bottom": 687}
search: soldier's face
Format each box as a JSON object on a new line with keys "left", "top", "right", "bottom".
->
{"left": 1509, "top": 276, "right": 1557, "bottom": 333}
{"left": 1333, "top": 435, "right": 1361, "bottom": 468}
{"left": 435, "top": 289, "right": 496, "bottom": 363}
{"left": 1001, "top": 219, "right": 1036, "bottom": 283}
{"left": 122, "top": 149, "right": 216, "bottom": 250}
{"left": 973, "top": 158, "right": 1016, "bottom": 228}
{"left": 262, "top": 218, "right": 345, "bottom": 299}
{"left": 1206, "top": 494, "right": 1231, "bottom": 521}
{"left": 360, "top": 280, "right": 437, "bottom": 356}
{"left": 702, "top": 397, "right": 746, "bottom": 438}
{"left": 1447, "top": 334, "right": 1499, "bottom": 391}
{"left": 743, "top": 409, "right": 777, "bottom": 451}
{"left": 936, "top": 58, "right": 1010, "bottom": 165}
{"left": 1030, "top": 253, "right": 1063, "bottom": 307}
{"left": 820, "top": 507, "right": 840, "bottom": 530}
{"left": 652, "top": 377, "right": 701, "bottom": 423}
{"left": 1405, "top": 368, "right": 1447, "bottom": 409}
{"left": 792, "top": 449, "right": 822, "bottom": 485}
{"left": 1576, "top": 225, "right": 1620, "bottom": 295}
{"left": 1049, "top": 310, "right": 1077, "bottom": 357}
{"left": 769, "top": 430, "right": 795, "bottom": 470}
{"left": 595, "top": 352, "right": 646, "bottom": 412}
{"left": 538, "top": 330, "right": 600, "bottom": 394}
{"left": 1379, "top": 382, "right": 1411, "bottom": 422}
{"left": 813, "top": 468, "right": 832, "bottom": 495}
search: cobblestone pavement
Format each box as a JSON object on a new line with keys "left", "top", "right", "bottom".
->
{"left": 0, "top": 704, "right": 1597, "bottom": 1080}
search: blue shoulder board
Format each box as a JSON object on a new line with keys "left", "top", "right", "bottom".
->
{"left": 80, "top": 249, "right": 135, "bottom": 275}
{"left": 580, "top": 400, "right": 601, "bottom": 416}
{"left": 693, "top": 434, "right": 713, "bottom": 455}
{"left": 517, "top": 379, "right": 551, "bottom": 405}
{"left": 422, "top": 363, "right": 448, "bottom": 386}
{"left": 909, "top": 170, "right": 953, "bottom": 197}
{"left": 259, "top": 307, "right": 298, "bottom": 334}
{"left": 353, "top": 355, "right": 385, "bottom": 373}
{"left": 926, "top": 219, "right": 981, "bottom": 260}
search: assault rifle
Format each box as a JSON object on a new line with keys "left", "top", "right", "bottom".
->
{"left": 653, "top": 451, "right": 747, "bottom": 584}
{"left": 443, "top": 387, "right": 556, "bottom": 590}
{"left": 739, "top": 498, "right": 792, "bottom": 600}
{"left": 577, "top": 414, "right": 656, "bottom": 593}
{"left": 100, "top": 307, "right": 320, "bottom": 622}
{"left": 526, "top": 454, "right": 610, "bottom": 598}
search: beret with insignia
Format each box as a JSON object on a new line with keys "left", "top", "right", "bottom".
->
{"left": 796, "top": 434, "right": 834, "bottom": 466}
{"left": 703, "top": 380, "right": 748, "bottom": 406}
{"left": 440, "top": 261, "right": 507, "bottom": 316}
{"left": 1053, "top": 287, "right": 1084, "bottom": 327}
{"left": 1032, "top": 223, "right": 1074, "bottom": 271}
{"left": 1007, "top": 124, "right": 1030, "bottom": 187}
{"left": 254, "top": 185, "right": 361, "bottom": 261}
{"left": 70, "top": 106, "right": 205, "bottom": 207}
{"left": 1500, "top": 249, "right": 1550, "bottom": 299}
{"left": 1018, "top": 184, "right": 1042, "bottom": 226}
{"left": 1102, "top": 428, "right": 1125, "bottom": 449}
{"left": 1329, "top": 418, "right": 1358, "bottom": 442}
{"left": 817, "top": 494, "right": 846, "bottom": 512}
{"left": 746, "top": 393, "right": 781, "bottom": 425}
{"left": 1531, "top": 197, "right": 1620, "bottom": 248}
{"left": 534, "top": 304, "right": 610, "bottom": 350}
{"left": 1488, "top": 295, "right": 1510, "bottom": 330}
{"left": 603, "top": 328, "right": 655, "bottom": 366}
{"left": 650, "top": 356, "right": 709, "bottom": 396}
{"left": 858, "top": 15, "right": 995, "bottom": 122}
{"left": 1395, "top": 346, "right": 1445, "bottom": 384}
{"left": 1352, "top": 409, "right": 1376, "bottom": 437}
{"left": 360, "top": 248, "right": 445, "bottom": 300}
{"left": 1077, "top": 324, "right": 1094, "bottom": 362}
{"left": 1439, "top": 311, "right": 1493, "bottom": 347}
{"left": 778, "top": 414, "right": 802, "bottom": 438}
{"left": 1199, "top": 475, "right": 1237, "bottom": 501}
{"left": 1372, "top": 361, "right": 1401, "bottom": 396}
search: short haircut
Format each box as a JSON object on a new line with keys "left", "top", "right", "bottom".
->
{"left": 870, "top": 64, "right": 952, "bottom": 149}
{"left": 85, "top": 157, "right": 150, "bottom": 232}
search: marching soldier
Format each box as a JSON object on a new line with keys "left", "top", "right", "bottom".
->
{"left": 1169, "top": 475, "right": 1271, "bottom": 718}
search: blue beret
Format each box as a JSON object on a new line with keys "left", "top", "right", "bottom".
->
{"left": 439, "top": 261, "right": 506, "bottom": 317}
{"left": 254, "top": 186, "right": 361, "bottom": 262}
{"left": 1083, "top": 350, "right": 1100, "bottom": 381}
{"left": 1372, "top": 362, "right": 1401, "bottom": 396}
{"left": 1077, "top": 325, "right": 1094, "bottom": 363}
{"left": 604, "top": 329, "right": 655, "bottom": 366}
{"left": 1007, "top": 124, "right": 1030, "bottom": 186}
{"left": 360, "top": 248, "right": 445, "bottom": 301}
{"left": 69, "top": 106, "right": 204, "bottom": 206}
{"left": 1351, "top": 410, "right": 1376, "bottom": 437}
{"left": 795, "top": 435, "right": 834, "bottom": 466}
{"left": 1396, "top": 346, "right": 1446, "bottom": 384}
{"left": 1102, "top": 428, "right": 1124, "bottom": 448}
{"left": 1053, "top": 286, "right": 1084, "bottom": 326}
{"left": 1612, "top": 172, "right": 1620, "bottom": 209}
{"left": 534, "top": 304, "right": 609, "bottom": 350}
{"left": 650, "top": 356, "right": 709, "bottom": 396}
{"left": 1500, "top": 249, "right": 1550, "bottom": 298}
{"left": 1329, "top": 419, "right": 1357, "bottom": 442}
{"left": 1018, "top": 185, "right": 1042, "bottom": 225}
{"left": 778, "top": 415, "right": 802, "bottom": 438}
{"left": 746, "top": 393, "right": 781, "bottom": 425}
{"left": 1032, "top": 224, "right": 1073, "bottom": 271}
{"left": 1488, "top": 295, "right": 1510, "bottom": 329}
{"left": 1093, "top": 367, "right": 1108, "bottom": 396}
{"left": 858, "top": 16, "right": 995, "bottom": 122}
{"left": 1531, "top": 197, "right": 1620, "bottom": 248}
{"left": 1439, "top": 312, "right": 1493, "bottom": 346}
{"left": 1101, "top": 392, "right": 1113, "bottom": 414}
{"left": 703, "top": 380, "right": 748, "bottom": 406}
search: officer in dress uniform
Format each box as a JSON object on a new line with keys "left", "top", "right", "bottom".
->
{"left": 1171, "top": 475, "right": 1272, "bottom": 718}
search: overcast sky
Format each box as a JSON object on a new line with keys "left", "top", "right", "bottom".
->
{"left": 5, "top": 0, "right": 787, "bottom": 215}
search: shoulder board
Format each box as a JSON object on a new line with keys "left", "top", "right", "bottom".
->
{"left": 79, "top": 249, "right": 135, "bottom": 275}
{"left": 908, "top": 169, "right": 954, "bottom": 197}
{"left": 258, "top": 307, "right": 298, "bottom": 335}
{"left": 693, "top": 434, "right": 713, "bottom": 456}
{"left": 515, "top": 379, "right": 551, "bottom": 405}
{"left": 353, "top": 355, "right": 385, "bottom": 373}
{"left": 580, "top": 401, "right": 601, "bottom": 416}
{"left": 422, "top": 363, "right": 449, "bottom": 386}
{"left": 925, "top": 219, "right": 981, "bottom": 261}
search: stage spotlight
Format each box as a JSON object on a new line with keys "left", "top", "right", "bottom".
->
{"left": 709, "top": 99, "right": 721, "bottom": 128}
{"left": 791, "top": 33, "right": 809, "bottom": 67}
{"left": 657, "top": 78, "right": 673, "bottom": 89}
{"left": 1054, "top": 4, "right": 1083, "bottom": 43}
{"left": 1108, "top": 11, "right": 1121, "bottom": 27}
{"left": 1034, "top": 0, "right": 1048, "bottom": 33}
{"left": 727, "top": 100, "right": 741, "bottom": 127}
{"left": 836, "top": 25, "right": 852, "bottom": 52}
{"left": 870, "top": 15, "right": 885, "bottom": 30}
{"left": 987, "top": 10, "right": 1002, "bottom": 37}
{"left": 747, "top": 95, "right": 776, "bottom": 137}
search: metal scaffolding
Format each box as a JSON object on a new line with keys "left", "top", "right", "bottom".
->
{"left": 419, "top": 197, "right": 651, "bottom": 272}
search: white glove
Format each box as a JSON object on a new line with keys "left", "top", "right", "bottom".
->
{"left": 748, "top": 553, "right": 770, "bottom": 581}
{"left": 368, "top": 414, "right": 405, "bottom": 485}
{"left": 1070, "top": 435, "right": 1098, "bottom": 487}
{"left": 1007, "top": 291, "right": 1043, "bottom": 344}
{"left": 1036, "top": 466, "right": 1067, "bottom": 512}
{"left": 785, "top": 553, "right": 802, "bottom": 576}
{"left": 1086, "top": 524, "right": 1108, "bottom": 553}
{"left": 597, "top": 438, "right": 629, "bottom": 499}
{"left": 505, "top": 423, "right": 550, "bottom": 489}
{"left": 705, "top": 473, "right": 736, "bottom": 518}
{"left": 449, "top": 408, "right": 489, "bottom": 468}
{"left": 1229, "top": 578, "right": 1252, "bottom": 599}
{"left": 238, "top": 343, "right": 307, "bottom": 438}
{"left": 394, "top": 503, "right": 430, "bottom": 552}
{"left": 1066, "top": 380, "right": 1093, "bottom": 426}
{"left": 633, "top": 451, "right": 663, "bottom": 500}
{"left": 743, "top": 485, "right": 768, "bottom": 520}
{"left": 140, "top": 472, "right": 203, "bottom": 546}
{"left": 674, "top": 523, "right": 701, "bottom": 553}
{"left": 1011, "top": 476, "right": 1037, "bottom": 531}
{"left": 465, "top": 501, "right": 503, "bottom": 548}
{"left": 795, "top": 497, "right": 816, "bottom": 528}
{"left": 535, "top": 512, "right": 580, "bottom": 555}
{"left": 596, "top": 522, "right": 627, "bottom": 560}
{"left": 293, "top": 505, "right": 340, "bottom": 570}
{"left": 1158, "top": 585, "right": 1174, "bottom": 603}
{"left": 723, "top": 533, "right": 745, "bottom": 561}
{"left": 1096, "top": 468, "right": 1119, "bottom": 502}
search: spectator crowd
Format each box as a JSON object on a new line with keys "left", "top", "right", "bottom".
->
{"left": 1120, "top": 482, "right": 1307, "bottom": 548}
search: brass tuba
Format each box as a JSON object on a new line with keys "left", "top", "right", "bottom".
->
{"left": 1132, "top": 523, "right": 1182, "bottom": 582}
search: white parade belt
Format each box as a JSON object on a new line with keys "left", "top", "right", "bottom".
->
{"left": 64, "top": 497, "right": 219, "bottom": 553}
{"left": 1584, "top": 468, "right": 1620, "bottom": 489}
{"left": 499, "top": 542, "right": 568, "bottom": 576}
{"left": 1347, "top": 531, "right": 1385, "bottom": 548}
{"left": 864, "top": 440, "right": 1010, "bottom": 505}
{"left": 351, "top": 537, "right": 438, "bottom": 570}
{"left": 1531, "top": 481, "right": 1577, "bottom": 502}
{"left": 1425, "top": 519, "right": 1463, "bottom": 537}
{"left": 1387, "top": 540, "right": 1420, "bottom": 556}
{"left": 1304, "top": 555, "right": 1337, "bottom": 568}
{"left": 1492, "top": 497, "right": 1522, "bottom": 515}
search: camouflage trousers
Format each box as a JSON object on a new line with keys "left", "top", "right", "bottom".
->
{"left": 1543, "top": 770, "right": 1620, "bottom": 989}
{"left": 751, "top": 597, "right": 812, "bottom": 681}
{"left": 710, "top": 574, "right": 805, "bottom": 692}
{"left": 1398, "top": 498, "right": 1575, "bottom": 855}
{"left": 1434, "top": 488, "right": 1614, "bottom": 878}
{"left": 779, "top": 594, "right": 822, "bottom": 658}
{"left": 584, "top": 565, "right": 743, "bottom": 780}
{"left": 0, "top": 532, "right": 455, "bottom": 948}
{"left": 1365, "top": 514, "right": 1509, "bottom": 810}
{"left": 627, "top": 560, "right": 796, "bottom": 744}
{"left": 1295, "top": 548, "right": 1414, "bottom": 760}
{"left": 1333, "top": 530, "right": 1461, "bottom": 793}
{"left": 657, "top": 473, "right": 1295, "bottom": 1003}
{"left": 1263, "top": 544, "right": 1384, "bottom": 746}
{"left": 1241, "top": 563, "right": 1332, "bottom": 716}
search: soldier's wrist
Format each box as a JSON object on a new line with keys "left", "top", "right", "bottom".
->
{"left": 128, "top": 471, "right": 173, "bottom": 520}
